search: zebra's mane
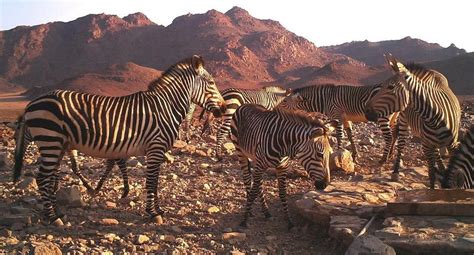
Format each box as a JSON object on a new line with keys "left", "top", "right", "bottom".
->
{"left": 147, "top": 57, "right": 194, "bottom": 91}
{"left": 405, "top": 63, "right": 449, "bottom": 89}
{"left": 294, "top": 83, "right": 336, "bottom": 93}
{"left": 274, "top": 107, "right": 325, "bottom": 128}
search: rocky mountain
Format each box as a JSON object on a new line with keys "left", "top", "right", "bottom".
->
{"left": 425, "top": 52, "right": 474, "bottom": 95}
{"left": 0, "top": 7, "right": 353, "bottom": 91}
{"left": 23, "top": 62, "right": 161, "bottom": 98}
{"left": 322, "top": 37, "right": 466, "bottom": 66}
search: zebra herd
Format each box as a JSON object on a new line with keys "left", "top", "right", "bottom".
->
{"left": 11, "top": 54, "right": 472, "bottom": 228}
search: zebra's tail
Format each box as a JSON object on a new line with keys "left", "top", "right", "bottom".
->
{"left": 13, "top": 115, "right": 26, "bottom": 182}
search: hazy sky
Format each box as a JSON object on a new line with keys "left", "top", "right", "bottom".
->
{"left": 1, "top": 0, "right": 473, "bottom": 51}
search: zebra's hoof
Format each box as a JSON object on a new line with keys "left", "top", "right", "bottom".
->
{"left": 152, "top": 215, "right": 164, "bottom": 225}
{"left": 391, "top": 173, "right": 400, "bottom": 182}
{"left": 264, "top": 212, "right": 272, "bottom": 219}
{"left": 287, "top": 222, "right": 295, "bottom": 232}
{"left": 121, "top": 189, "right": 129, "bottom": 199}
{"left": 51, "top": 218, "right": 64, "bottom": 227}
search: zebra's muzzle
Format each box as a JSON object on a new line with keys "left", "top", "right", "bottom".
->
{"left": 315, "top": 180, "right": 328, "bottom": 190}
{"left": 364, "top": 109, "right": 378, "bottom": 122}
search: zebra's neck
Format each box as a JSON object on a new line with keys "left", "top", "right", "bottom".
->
{"left": 147, "top": 70, "right": 193, "bottom": 124}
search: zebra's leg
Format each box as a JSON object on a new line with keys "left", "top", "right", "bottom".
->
{"left": 423, "top": 145, "right": 439, "bottom": 189}
{"left": 116, "top": 159, "right": 129, "bottom": 199}
{"left": 36, "top": 145, "right": 65, "bottom": 226}
{"left": 215, "top": 116, "right": 232, "bottom": 161}
{"left": 276, "top": 171, "right": 293, "bottom": 230}
{"left": 240, "top": 167, "right": 264, "bottom": 228}
{"left": 391, "top": 117, "right": 409, "bottom": 181}
{"left": 145, "top": 145, "right": 166, "bottom": 224}
{"left": 343, "top": 120, "right": 358, "bottom": 163}
{"left": 378, "top": 116, "right": 395, "bottom": 164}
{"left": 335, "top": 120, "right": 344, "bottom": 151}
{"left": 237, "top": 151, "right": 254, "bottom": 217}
{"left": 69, "top": 150, "right": 94, "bottom": 193}
{"left": 94, "top": 159, "right": 116, "bottom": 195}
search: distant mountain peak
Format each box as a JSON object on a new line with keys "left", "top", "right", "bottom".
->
{"left": 225, "top": 6, "right": 251, "bottom": 18}
{"left": 123, "top": 12, "right": 154, "bottom": 26}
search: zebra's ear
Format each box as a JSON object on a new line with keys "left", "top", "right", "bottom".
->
{"left": 385, "top": 53, "right": 408, "bottom": 74}
{"left": 309, "top": 127, "right": 325, "bottom": 139}
{"left": 192, "top": 55, "right": 205, "bottom": 73}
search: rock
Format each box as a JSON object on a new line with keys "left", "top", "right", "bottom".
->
{"left": 31, "top": 242, "right": 62, "bottom": 255}
{"left": 463, "top": 233, "right": 474, "bottom": 243}
{"left": 223, "top": 142, "right": 235, "bottom": 151}
{"left": 200, "top": 163, "right": 210, "bottom": 169}
{"left": 159, "top": 235, "right": 176, "bottom": 242}
{"left": 207, "top": 206, "right": 220, "bottom": 213}
{"left": 99, "top": 218, "right": 119, "bottom": 225}
{"left": 171, "top": 226, "right": 182, "bottom": 233}
{"left": 136, "top": 234, "right": 150, "bottom": 244}
{"left": 363, "top": 194, "right": 379, "bottom": 204}
{"left": 10, "top": 206, "right": 31, "bottom": 214}
{"left": 127, "top": 159, "right": 139, "bottom": 167}
{"left": 346, "top": 235, "right": 396, "bottom": 255}
{"left": 0, "top": 228, "right": 12, "bottom": 237}
{"left": 265, "top": 235, "right": 277, "bottom": 241}
{"left": 359, "top": 137, "right": 375, "bottom": 146}
{"left": 56, "top": 185, "right": 85, "bottom": 207}
{"left": 374, "top": 227, "right": 402, "bottom": 239}
{"left": 184, "top": 144, "right": 196, "bottom": 153}
{"left": 222, "top": 232, "right": 246, "bottom": 244}
{"left": 83, "top": 162, "right": 101, "bottom": 169}
{"left": 203, "top": 183, "right": 211, "bottom": 191}
{"left": 409, "top": 183, "right": 426, "bottom": 189}
{"left": 16, "top": 177, "right": 38, "bottom": 190}
{"left": 164, "top": 153, "right": 174, "bottom": 164}
{"left": 167, "top": 173, "right": 178, "bottom": 180}
{"left": 0, "top": 215, "right": 31, "bottom": 226}
{"left": 194, "top": 149, "right": 207, "bottom": 157}
{"left": 5, "top": 237, "right": 19, "bottom": 245}
{"left": 329, "top": 149, "right": 355, "bottom": 173}
{"left": 11, "top": 222, "right": 25, "bottom": 230}
{"left": 329, "top": 216, "right": 367, "bottom": 245}
{"left": 173, "top": 140, "right": 187, "bottom": 149}
{"left": 382, "top": 217, "right": 402, "bottom": 228}
{"left": 0, "top": 152, "right": 7, "bottom": 168}
{"left": 295, "top": 198, "right": 316, "bottom": 209}
{"left": 230, "top": 250, "right": 245, "bottom": 255}
{"left": 105, "top": 201, "right": 116, "bottom": 208}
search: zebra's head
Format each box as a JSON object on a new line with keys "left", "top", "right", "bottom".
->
{"left": 365, "top": 54, "right": 410, "bottom": 122}
{"left": 297, "top": 122, "right": 334, "bottom": 190}
{"left": 190, "top": 55, "right": 226, "bottom": 117}
{"left": 442, "top": 168, "right": 467, "bottom": 189}
{"left": 277, "top": 90, "right": 311, "bottom": 111}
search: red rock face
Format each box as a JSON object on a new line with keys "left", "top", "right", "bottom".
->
{"left": 0, "top": 7, "right": 471, "bottom": 94}
{"left": 322, "top": 36, "right": 466, "bottom": 66}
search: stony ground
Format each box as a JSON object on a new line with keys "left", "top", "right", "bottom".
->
{"left": 0, "top": 101, "right": 472, "bottom": 254}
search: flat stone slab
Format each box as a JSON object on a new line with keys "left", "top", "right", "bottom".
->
{"left": 380, "top": 216, "right": 474, "bottom": 254}
{"left": 387, "top": 189, "right": 474, "bottom": 216}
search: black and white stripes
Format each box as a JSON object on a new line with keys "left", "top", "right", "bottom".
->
{"left": 278, "top": 84, "right": 398, "bottom": 163}
{"left": 13, "top": 56, "right": 225, "bottom": 225}
{"left": 230, "top": 104, "right": 332, "bottom": 229}
{"left": 443, "top": 125, "right": 473, "bottom": 189}
{"left": 365, "top": 54, "right": 461, "bottom": 188}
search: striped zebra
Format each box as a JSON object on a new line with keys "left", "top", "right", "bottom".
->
{"left": 230, "top": 104, "right": 333, "bottom": 229}
{"left": 278, "top": 84, "right": 399, "bottom": 163}
{"left": 442, "top": 125, "right": 473, "bottom": 189}
{"left": 13, "top": 56, "right": 225, "bottom": 225}
{"left": 14, "top": 121, "right": 130, "bottom": 197}
{"left": 179, "top": 103, "right": 197, "bottom": 142}
{"left": 365, "top": 54, "right": 461, "bottom": 188}
{"left": 209, "top": 86, "right": 292, "bottom": 160}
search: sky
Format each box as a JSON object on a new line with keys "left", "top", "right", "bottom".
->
{"left": 1, "top": 0, "right": 473, "bottom": 51}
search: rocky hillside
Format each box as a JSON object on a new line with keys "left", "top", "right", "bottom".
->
{"left": 23, "top": 62, "right": 161, "bottom": 98}
{"left": 425, "top": 52, "right": 474, "bottom": 95}
{"left": 322, "top": 36, "right": 466, "bottom": 66}
{"left": 0, "top": 7, "right": 354, "bottom": 90}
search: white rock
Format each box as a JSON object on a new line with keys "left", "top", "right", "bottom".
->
{"left": 346, "top": 235, "right": 396, "bottom": 255}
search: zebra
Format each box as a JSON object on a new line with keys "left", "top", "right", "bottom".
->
{"left": 442, "top": 125, "right": 473, "bottom": 189}
{"left": 14, "top": 111, "right": 132, "bottom": 199}
{"left": 277, "top": 84, "right": 399, "bottom": 163}
{"left": 13, "top": 55, "right": 225, "bottom": 226}
{"left": 365, "top": 54, "right": 461, "bottom": 188}
{"left": 179, "top": 103, "right": 197, "bottom": 142}
{"left": 206, "top": 86, "right": 292, "bottom": 160}
{"left": 230, "top": 104, "right": 333, "bottom": 229}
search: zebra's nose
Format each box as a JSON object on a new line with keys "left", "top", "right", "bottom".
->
{"left": 315, "top": 180, "right": 328, "bottom": 190}
{"left": 219, "top": 103, "right": 227, "bottom": 114}
{"left": 364, "top": 109, "right": 378, "bottom": 122}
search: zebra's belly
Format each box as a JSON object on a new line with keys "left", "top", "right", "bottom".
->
{"left": 70, "top": 142, "right": 146, "bottom": 159}
{"left": 344, "top": 113, "right": 367, "bottom": 123}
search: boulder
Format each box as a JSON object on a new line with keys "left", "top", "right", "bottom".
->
{"left": 31, "top": 242, "right": 62, "bottom": 255}
{"left": 56, "top": 186, "right": 85, "bottom": 207}
{"left": 16, "top": 177, "right": 38, "bottom": 190}
{"left": 345, "top": 235, "right": 396, "bottom": 255}
{"left": 330, "top": 149, "right": 355, "bottom": 173}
